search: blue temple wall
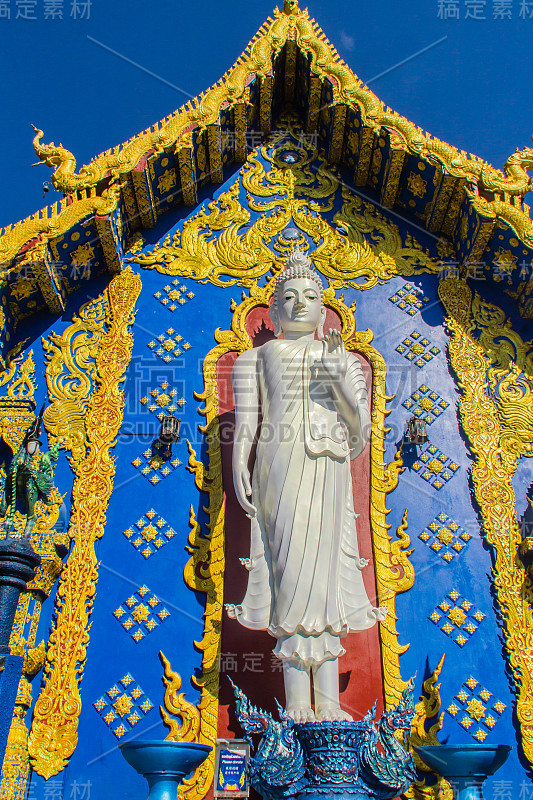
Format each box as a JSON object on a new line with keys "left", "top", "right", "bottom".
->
{"left": 2, "top": 136, "right": 528, "bottom": 799}
{"left": 22, "top": 257, "right": 236, "bottom": 798}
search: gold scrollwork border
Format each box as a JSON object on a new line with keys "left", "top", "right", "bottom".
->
{"left": 439, "top": 276, "right": 533, "bottom": 767}
{"left": 184, "top": 274, "right": 414, "bottom": 800}
{"left": 27, "top": 266, "right": 142, "bottom": 779}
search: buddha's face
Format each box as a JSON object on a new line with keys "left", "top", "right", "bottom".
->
{"left": 274, "top": 277, "right": 325, "bottom": 337}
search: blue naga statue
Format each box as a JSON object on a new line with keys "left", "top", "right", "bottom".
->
{"left": 358, "top": 689, "right": 419, "bottom": 798}
{"left": 229, "top": 678, "right": 417, "bottom": 800}
{"left": 229, "top": 678, "right": 308, "bottom": 799}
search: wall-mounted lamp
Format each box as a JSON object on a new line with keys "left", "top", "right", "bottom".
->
{"left": 158, "top": 415, "right": 180, "bottom": 445}
{"left": 407, "top": 416, "right": 428, "bottom": 447}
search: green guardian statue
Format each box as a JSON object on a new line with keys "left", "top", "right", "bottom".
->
{"left": 0, "top": 406, "right": 59, "bottom": 539}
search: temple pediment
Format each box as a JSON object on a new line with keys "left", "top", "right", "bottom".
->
{"left": 0, "top": 0, "right": 532, "bottom": 351}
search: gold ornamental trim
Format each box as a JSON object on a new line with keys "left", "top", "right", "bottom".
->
{"left": 405, "top": 655, "right": 452, "bottom": 800}
{"left": 29, "top": 7, "right": 533, "bottom": 203}
{"left": 129, "top": 132, "right": 438, "bottom": 291}
{"left": 27, "top": 266, "right": 142, "bottom": 779}
{"left": 41, "top": 292, "right": 108, "bottom": 470}
{"left": 0, "top": 353, "right": 67, "bottom": 800}
{"left": 0, "top": 349, "right": 36, "bottom": 454}
{"left": 439, "top": 276, "right": 533, "bottom": 766}
{"left": 159, "top": 651, "right": 202, "bottom": 744}
{"left": 0, "top": 696, "right": 32, "bottom": 800}
{"left": 0, "top": 191, "right": 119, "bottom": 281}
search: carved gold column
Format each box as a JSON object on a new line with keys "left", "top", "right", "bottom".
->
{"left": 0, "top": 679, "right": 32, "bottom": 800}
{"left": 439, "top": 277, "right": 533, "bottom": 766}
{"left": 28, "top": 266, "right": 142, "bottom": 778}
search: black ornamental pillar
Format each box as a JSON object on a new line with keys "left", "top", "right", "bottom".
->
{"left": 0, "top": 537, "right": 41, "bottom": 770}
{"left": 0, "top": 538, "right": 41, "bottom": 658}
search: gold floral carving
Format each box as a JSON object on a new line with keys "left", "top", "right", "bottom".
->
{"left": 130, "top": 134, "right": 435, "bottom": 293}
{"left": 0, "top": 350, "right": 36, "bottom": 455}
{"left": 405, "top": 655, "right": 452, "bottom": 800}
{"left": 183, "top": 274, "right": 413, "bottom": 800}
{"left": 131, "top": 181, "right": 275, "bottom": 287}
{"left": 28, "top": 266, "right": 142, "bottom": 778}
{"left": 466, "top": 293, "right": 533, "bottom": 468}
{"left": 0, "top": 680, "right": 33, "bottom": 800}
{"left": 2, "top": 297, "right": 110, "bottom": 800}
{"left": 0, "top": 496, "right": 66, "bottom": 800}
{"left": 0, "top": 346, "right": 33, "bottom": 393}
{"left": 158, "top": 651, "right": 201, "bottom": 743}
{"left": 42, "top": 293, "right": 108, "bottom": 470}
{"left": 334, "top": 185, "right": 443, "bottom": 279}
{"left": 0, "top": 311, "right": 101, "bottom": 799}
{"left": 0, "top": 339, "right": 28, "bottom": 375}
{"left": 439, "top": 277, "right": 533, "bottom": 765}
{"left": 26, "top": 523, "right": 69, "bottom": 601}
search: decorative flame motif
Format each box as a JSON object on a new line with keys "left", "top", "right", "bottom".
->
{"left": 159, "top": 651, "right": 201, "bottom": 743}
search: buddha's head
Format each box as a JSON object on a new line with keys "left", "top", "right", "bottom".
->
{"left": 270, "top": 249, "right": 326, "bottom": 339}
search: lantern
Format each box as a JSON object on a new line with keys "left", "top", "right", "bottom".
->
{"left": 159, "top": 415, "right": 180, "bottom": 445}
{"left": 407, "top": 416, "right": 428, "bottom": 446}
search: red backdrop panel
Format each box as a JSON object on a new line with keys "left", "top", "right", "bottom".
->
{"left": 216, "top": 305, "right": 384, "bottom": 738}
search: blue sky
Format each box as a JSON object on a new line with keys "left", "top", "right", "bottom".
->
{"left": 0, "top": 0, "right": 532, "bottom": 228}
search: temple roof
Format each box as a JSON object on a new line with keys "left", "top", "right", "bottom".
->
{"left": 0, "top": 0, "right": 532, "bottom": 345}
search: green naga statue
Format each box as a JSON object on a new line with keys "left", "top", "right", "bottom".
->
{"left": 0, "top": 407, "right": 59, "bottom": 539}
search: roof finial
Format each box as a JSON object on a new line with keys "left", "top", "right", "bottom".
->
{"left": 283, "top": 0, "right": 300, "bottom": 15}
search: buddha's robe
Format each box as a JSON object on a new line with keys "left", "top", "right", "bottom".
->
{"left": 229, "top": 338, "right": 381, "bottom": 666}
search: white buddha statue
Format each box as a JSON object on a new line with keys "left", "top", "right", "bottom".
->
{"left": 226, "top": 249, "right": 386, "bottom": 723}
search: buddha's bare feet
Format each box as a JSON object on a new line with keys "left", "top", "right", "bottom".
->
{"left": 286, "top": 706, "right": 316, "bottom": 723}
{"left": 315, "top": 705, "right": 353, "bottom": 722}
